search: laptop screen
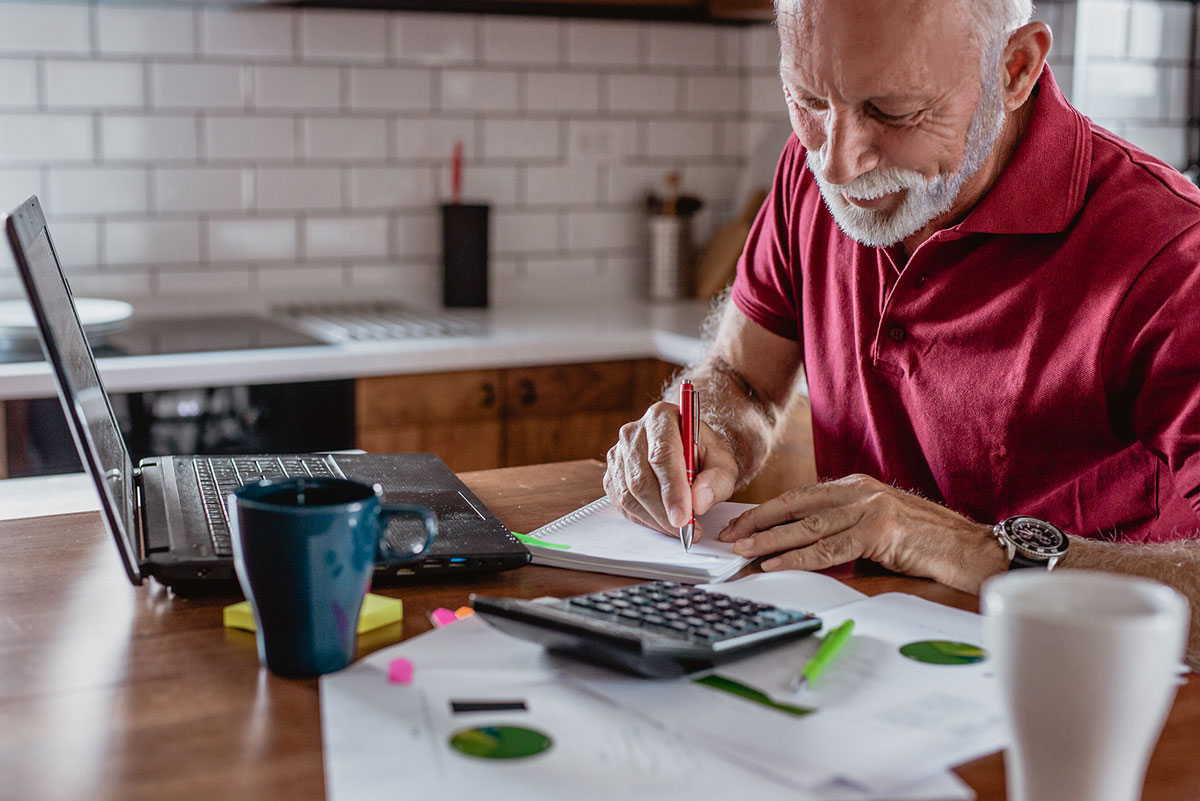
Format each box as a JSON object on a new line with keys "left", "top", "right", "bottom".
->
{"left": 5, "top": 197, "right": 141, "bottom": 583}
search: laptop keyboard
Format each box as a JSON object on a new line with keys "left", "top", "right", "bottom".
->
{"left": 193, "top": 455, "right": 338, "bottom": 556}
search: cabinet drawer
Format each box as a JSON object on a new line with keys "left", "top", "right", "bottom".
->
{"left": 505, "top": 361, "right": 635, "bottom": 418}
{"left": 356, "top": 370, "right": 502, "bottom": 429}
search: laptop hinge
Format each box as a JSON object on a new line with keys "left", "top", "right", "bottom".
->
{"left": 132, "top": 466, "right": 148, "bottom": 563}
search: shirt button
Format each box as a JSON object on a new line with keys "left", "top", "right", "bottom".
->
{"left": 914, "top": 275, "right": 927, "bottom": 288}
{"left": 888, "top": 325, "right": 907, "bottom": 343}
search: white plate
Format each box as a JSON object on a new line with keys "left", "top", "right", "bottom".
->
{"left": 0, "top": 298, "right": 133, "bottom": 346}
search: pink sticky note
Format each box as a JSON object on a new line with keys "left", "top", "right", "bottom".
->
{"left": 430, "top": 608, "right": 458, "bottom": 628}
{"left": 388, "top": 657, "right": 414, "bottom": 685}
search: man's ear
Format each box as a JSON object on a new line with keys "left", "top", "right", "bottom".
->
{"left": 1000, "top": 21, "right": 1052, "bottom": 111}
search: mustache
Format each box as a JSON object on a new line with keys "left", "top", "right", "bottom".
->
{"left": 806, "top": 152, "right": 934, "bottom": 199}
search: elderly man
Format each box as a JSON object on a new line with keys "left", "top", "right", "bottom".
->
{"left": 605, "top": 0, "right": 1200, "bottom": 662}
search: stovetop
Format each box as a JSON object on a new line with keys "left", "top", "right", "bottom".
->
{"left": 0, "top": 315, "right": 326, "bottom": 365}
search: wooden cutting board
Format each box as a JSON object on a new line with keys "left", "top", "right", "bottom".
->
{"left": 693, "top": 188, "right": 768, "bottom": 299}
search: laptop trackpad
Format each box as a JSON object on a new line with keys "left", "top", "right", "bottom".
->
{"left": 386, "top": 490, "right": 486, "bottom": 522}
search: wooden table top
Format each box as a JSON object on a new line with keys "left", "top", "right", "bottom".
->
{"left": 0, "top": 459, "right": 1196, "bottom": 801}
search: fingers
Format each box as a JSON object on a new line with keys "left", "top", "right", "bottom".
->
{"left": 718, "top": 475, "right": 879, "bottom": 542}
{"left": 760, "top": 531, "right": 864, "bottom": 572}
{"left": 731, "top": 502, "right": 865, "bottom": 558}
{"left": 604, "top": 450, "right": 672, "bottom": 535}
{"left": 643, "top": 407, "right": 691, "bottom": 527}
{"left": 692, "top": 425, "right": 737, "bottom": 517}
{"left": 602, "top": 402, "right": 687, "bottom": 534}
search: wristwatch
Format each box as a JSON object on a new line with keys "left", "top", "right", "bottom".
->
{"left": 992, "top": 516, "right": 1069, "bottom": 570}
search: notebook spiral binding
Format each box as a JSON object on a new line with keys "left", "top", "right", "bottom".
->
{"left": 530, "top": 497, "right": 611, "bottom": 539}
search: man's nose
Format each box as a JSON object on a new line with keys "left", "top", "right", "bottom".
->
{"left": 819, "top": 109, "right": 879, "bottom": 186}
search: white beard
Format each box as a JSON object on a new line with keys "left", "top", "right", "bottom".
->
{"left": 806, "top": 75, "right": 1007, "bottom": 248}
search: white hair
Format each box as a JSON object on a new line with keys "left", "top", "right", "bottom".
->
{"left": 775, "top": 0, "right": 1035, "bottom": 44}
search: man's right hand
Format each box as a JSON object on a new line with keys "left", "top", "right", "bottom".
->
{"left": 603, "top": 400, "right": 739, "bottom": 541}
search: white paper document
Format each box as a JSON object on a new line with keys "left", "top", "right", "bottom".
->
{"left": 521, "top": 497, "right": 753, "bottom": 583}
{"left": 321, "top": 572, "right": 996, "bottom": 801}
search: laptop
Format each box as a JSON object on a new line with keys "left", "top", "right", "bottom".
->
{"left": 5, "top": 196, "right": 530, "bottom": 595}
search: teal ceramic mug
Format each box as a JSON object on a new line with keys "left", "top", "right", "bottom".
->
{"left": 229, "top": 477, "right": 437, "bottom": 677}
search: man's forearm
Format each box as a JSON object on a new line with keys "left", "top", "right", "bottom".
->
{"left": 662, "top": 355, "right": 792, "bottom": 490}
{"left": 1063, "top": 537, "right": 1200, "bottom": 670}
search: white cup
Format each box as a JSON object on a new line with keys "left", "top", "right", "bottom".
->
{"left": 982, "top": 570, "right": 1188, "bottom": 801}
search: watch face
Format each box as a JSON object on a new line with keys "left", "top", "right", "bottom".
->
{"left": 1008, "top": 517, "right": 1067, "bottom": 557}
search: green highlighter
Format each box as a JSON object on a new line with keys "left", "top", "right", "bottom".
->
{"left": 790, "top": 619, "right": 855, "bottom": 692}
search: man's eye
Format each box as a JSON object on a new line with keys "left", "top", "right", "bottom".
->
{"left": 868, "top": 104, "right": 920, "bottom": 124}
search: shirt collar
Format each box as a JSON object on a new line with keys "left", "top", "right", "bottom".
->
{"left": 952, "top": 66, "right": 1090, "bottom": 236}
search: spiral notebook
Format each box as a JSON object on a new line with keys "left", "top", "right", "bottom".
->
{"left": 516, "top": 497, "right": 755, "bottom": 584}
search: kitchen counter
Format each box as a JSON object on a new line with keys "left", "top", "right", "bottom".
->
{"left": 0, "top": 301, "right": 713, "bottom": 400}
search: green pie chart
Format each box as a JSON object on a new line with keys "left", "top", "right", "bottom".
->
{"left": 899, "top": 640, "right": 987, "bottom": 665}
{"left": 449, "top": 726, "right": 553, "bottom": 759}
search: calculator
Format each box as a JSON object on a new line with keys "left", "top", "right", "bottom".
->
{"left": 470, "top": 581, "right": 822, "bottom": 678}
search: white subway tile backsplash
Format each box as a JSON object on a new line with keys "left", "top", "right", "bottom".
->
{"left": 153, "top": 63, "right": 247, "bottom": 109}
{"left": 566, "top": 209, "right": 640, "bottom": 251}
{"left": 102, "top": 115, "right": 199, "bottom": 162}
{"left": 0, "top": 60, "right": 38, "bottom": 108}
{"left": 644, "top": 23, "right": 720, "bottom": 69}
{"left": 646, "top": 119, "right": 718, "bottom": 158}
{"left": 605, "top": 73, "right": 679, "bottom": 114}
{"left": 746, "top": 72, "right": 785, "bottom": 116}
{"left": 566, "top": 21, "right": 641, "bottom": 67}
{"left": 482, "top": 18, "right": 561, "bottom": 65}
{"left": 0, "top": 114, "right": 93, "bottom": 164}
{"left": 68, "top": 270, "right": 153, "bottom": 299}
{"left": 0, "top": 168, "right": 41, "bottom": 212}
{"left": 1082, "top": 62, "right": 1166, "bottom": 119}
{"left": 305, "top": 215, "right": 390, "bottom": 259}
{"left": 48, "top": 168, "right": 148, "bottom": 215}
{"left": 155, "top": 167, "right": 245, "bottom": 213}
{"left": 393, "top": 13, "right": 477, "bottom": 66}
{"left": 303, "top": 117, "right": 389, "bottom": 161}
{"left": 441, "top": 70, "right": 520, "bottom": 112}
{"left": 45, "top": 60, "right": 145, "bottom": 110}
{"left": 257, "top": 167, "right": 343, "bottom": 211}
{"left": 1081, "top": 1, "right": 1130, "bottom": 59}
{"left": 97, "top": 6, "right": 196, "bottom": 57}
{"left": 206, "top": 116, "right": 296, "bottom": 161}
{"left": 1129, "top": 0, "right": 1192, "bottom": 61}
{"left": 524, "top": 164, "right": 601, "bottom": 205}
{"left": 482, "top": 119, "right": 560, "bottom": 160}
{"left": 0, "top": 3, "right": 91, "bottom": 56}
{"left": 437, "top": 164, "right": 519, "bottom": 205}
{"left": 259, "top": 263, "right": 347, "bottom": 293}
{"left": 606, "top": 163, "right": 674, "bottom": 205}
{"left": 493, "top": 210, "right": 559, "bottom": 254}
{"left": 104, "top": 219, "right": 202, "bottom": 265}
{"left": 739, "top": 23, "right": 777, "bottom": 69}
{"left": 566, "top": 119, "right": 637, "bottom": 164}
{"left": 391, "top": 212, "right": 438, "bottom": 257}
{"left": 201, "top": 8, "right": 294, "bottom": 60}
{"left": 524, "top": 72, "right": 600, "bottom": 114}
{"left": 159, "top": 267, "right": 252, "bottom": 296}
{"left": 684, "top": 75, "right": 743, "bottom": 115}
{"left": 348, "top": 262, "right": 438, "bottom": 301}
{"left": 46, "top": 219, "right": 100, "bottom": 270}
{"left": 393, "top": 116, "right": 476, "bottom": 160}
{"left": 254, "top": 65, "right": 341, "bottom": 110}
{"left": 1164, "top": 64, "right": 1191, "bottom": 122}
{"left": 351, "top": 166, "right": 435, "bottom": 208}
{"left": 349, "top": 67, "right": 434, "bottom": 111}
{"left": 300, "top": 10, "right": 389, "bottom": 63}
{"left": 209, "top": 218, "right": 298, "bottom": 262}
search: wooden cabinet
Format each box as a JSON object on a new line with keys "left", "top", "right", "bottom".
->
{"left": 356, "top": 369, "right": 504, "bottom": 472}
{"left": 355, "top": 358, "right": 817, "bottom": 502}
{"left": 356, "top": 358, "right": 681, "bottom": 472}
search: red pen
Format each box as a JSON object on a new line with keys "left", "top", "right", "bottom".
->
{"left": 680, "top": 379, "right": 697, "bottom": 552}
{"left": 450, "top": 140, "right": 463, "bottom": 206}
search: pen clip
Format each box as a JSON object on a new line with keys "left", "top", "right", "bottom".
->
{"left": 691, "top": 389, "right": 699, "bottom": 443}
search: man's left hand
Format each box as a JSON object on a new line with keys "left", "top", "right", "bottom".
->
{"left": 717, "top": 474, "right": 1009, "bottom": 594}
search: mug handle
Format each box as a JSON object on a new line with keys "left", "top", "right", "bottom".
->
{"left": 376, "top": 503, "right": 439, "bottom": 564}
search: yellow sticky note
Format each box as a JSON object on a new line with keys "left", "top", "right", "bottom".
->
{"left": 223, "top": 593, "right": 404, "bottom": 634}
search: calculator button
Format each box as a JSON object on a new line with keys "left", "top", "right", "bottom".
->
{"left": 693, "top": 627, "right": 717, "bottom": 639}
{"left": 668, "top": 621, "right": 689, "bottom": 632}
{"left": 617, "top": 609, "right": 644, "bottom": 622}
{"left": 701, "top": 613, "right": 722, "bottom": 623}
{"left": 592, "top": 603, "right": 616, "bottom": 614}
{"left": 642, "top": 614, "right": 666, "bottom": 626}
{"left": 609, "top": 599, "right": 632, "bottom": 609}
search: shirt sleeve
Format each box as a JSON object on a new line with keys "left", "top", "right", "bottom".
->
{"left": 1104, "top": 220, "right": 1200, "bottom": 522}
{"left": 730, "top": 135, "right": 806, "bottom": 342}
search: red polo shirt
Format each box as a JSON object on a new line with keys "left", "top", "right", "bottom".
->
{"left": 731, "top": 67, "right": 1200, "bottom": 542}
